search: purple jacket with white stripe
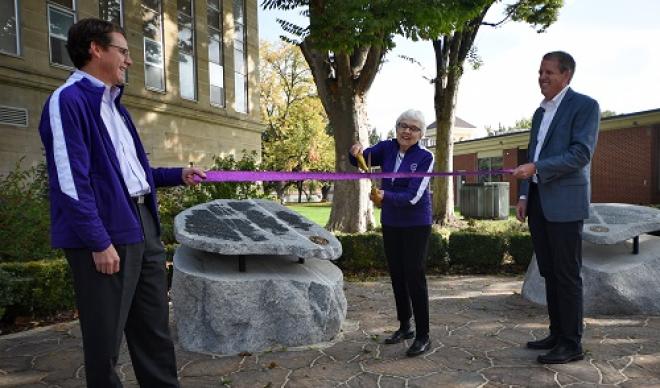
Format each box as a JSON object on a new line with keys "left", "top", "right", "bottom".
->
{"left": 38, "top": 74, "right": 183, "bottom": 251}
{"left": 349, "top": 139, "right": 434, "bottom": 227}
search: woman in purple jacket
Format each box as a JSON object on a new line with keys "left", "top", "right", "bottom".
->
{"left": 349, "top": 109, "right": 434, "bottom": 357}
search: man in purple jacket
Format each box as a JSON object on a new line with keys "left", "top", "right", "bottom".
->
{"left": 38, "top": 18, "right": 205, "bottom": 387}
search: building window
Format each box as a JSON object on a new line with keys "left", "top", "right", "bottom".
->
{"left": 478, "top": 156, "right": 503, "bottom": 183}
{"left": 178, "top": 0, "right": 196, "bottom": 100}
{"left": 142, "top": 0, "right": 165, "bottom": 91}
{"left": 48, "top": 0, "right": 76, "bottom": 68}
{"left": 233, "top": 0, "right": 247, "bottom": 113}
{"left": 0, "top": 0, "right": 20, "bottom": 56}
{"left": 207, "top": 0, "right": 224, "bottom": 107}
{"left": 99, "top": 0, "right": 123, "bottom": 26}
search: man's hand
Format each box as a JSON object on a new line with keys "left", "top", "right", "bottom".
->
{"left": 512, "top": 163, "right": 536, "bottom": 180}
{"left": 516, "top": 199, "right": 528, "bottom": 223}
{"left": 182, "top": 167, "right": 206, "bottom": 186}
{"left": 93, "top": 244, "right": 120, "bottom": 274}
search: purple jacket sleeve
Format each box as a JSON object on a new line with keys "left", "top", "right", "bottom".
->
{"left": 347, "top": 141, "right": 386, "bottom": 168}
{"left": 48, "top": 93, "right": 111, "bottom": 252}
{"left": 152, "top": 167, "right": 184, "bottom": 187}
{"left": 383, "top": 152, "right": 434, "bottom": 207}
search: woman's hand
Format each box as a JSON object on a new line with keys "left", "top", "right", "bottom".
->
{"left": 349, "top": 143, "right": 363, "bottom": 157}
{"left": 370, "top": 189, "right": 384, "bottom": 208}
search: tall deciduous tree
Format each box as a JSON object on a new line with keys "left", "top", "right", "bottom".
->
{"left": 260, "top": 41, "right": 335, "bottom": 202}
{"left": 262, "top": 0, "right": 486, "bottom": 232}
{"left": 430, "top": 0, "right": 562, "bottom": 225}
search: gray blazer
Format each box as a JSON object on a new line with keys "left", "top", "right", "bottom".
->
{"left": 520, "top": 88, "right": 600, "bottom": 222}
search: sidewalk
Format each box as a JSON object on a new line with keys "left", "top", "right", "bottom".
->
{"left": 1, "top": 276, "right": 658, "bottom": 387}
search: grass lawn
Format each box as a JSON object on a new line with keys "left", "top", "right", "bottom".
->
{"left": 287, "top": 203, "right": 525, "bottom": 232}
{"left": 286, "top": 202, "right": 381, "bottom": 227}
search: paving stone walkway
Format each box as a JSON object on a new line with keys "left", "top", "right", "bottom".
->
{"left": 1, "top": 276, "right": 659, "bottom": 387}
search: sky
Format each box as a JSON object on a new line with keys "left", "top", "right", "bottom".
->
{"left": 258, "top": 0, "right": 660, "bottom": 136}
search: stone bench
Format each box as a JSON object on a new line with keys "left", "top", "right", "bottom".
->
{"left": 522, "top": 203, "right": 660, "bottom": 315}
{"left": 171, "top": 199, "right": 347, "bottom": 354}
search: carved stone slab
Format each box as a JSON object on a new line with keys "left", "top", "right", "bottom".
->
{"left": 584, "top": 203, "right": 660, "bottom": 244}
{"left": 174, "top": 199, "right": 342, "bottom": 260}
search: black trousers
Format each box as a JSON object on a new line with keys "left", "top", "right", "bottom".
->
{"left": 65, "top": 203, "right": 178, "bottom": 388}
{"left": 527, "top": 183, "right": 584, "bottom": 346}
{"left": 382, "top": 225, "right": 431, "bottom": 337}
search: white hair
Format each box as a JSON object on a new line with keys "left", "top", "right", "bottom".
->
{"left": 396, "top": 109, "right": 427, "bottom": 137}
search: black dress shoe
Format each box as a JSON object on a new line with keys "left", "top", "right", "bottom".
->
{"left": 406, "top": 337, "right": 431, "bottom": 357}
{"left": 526, "top": 335, "right": 558, "bottom": 350}
{"left": 384, "top": 328, "right": 415, "bottom": 344}
{"left": 537, "top": 343, "right": 584, "bottom": 364}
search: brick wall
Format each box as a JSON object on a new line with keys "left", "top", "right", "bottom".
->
{"left": 591, "top": 126, "right": 658, "bottom": 204}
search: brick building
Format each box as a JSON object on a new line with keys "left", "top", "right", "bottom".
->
{"left": 0, "top": 0, "right": 263, "bottom": 176}
{"left": 448, "top": 108, "right": 660, "bottom": 206}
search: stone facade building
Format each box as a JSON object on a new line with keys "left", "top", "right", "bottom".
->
{"left": 0, "top": 0, "right": 263, "bottom": 176}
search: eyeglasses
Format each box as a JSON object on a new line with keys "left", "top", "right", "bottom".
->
{"left": 108, "top": 44, "right": 130, "bottom": 58}
{"left": 396, "top": 122, "right": 421, "bottom": 133}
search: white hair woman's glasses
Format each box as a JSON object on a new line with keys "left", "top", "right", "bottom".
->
{"left": 396, "top": 122, "right": 421, "bottom": 133}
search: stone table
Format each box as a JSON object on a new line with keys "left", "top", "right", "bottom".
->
{"left": 522, "top": 203, "right": 660, "bottom": 314}
{"left": 171, "top": 199, "right": 346, "bottom": 355}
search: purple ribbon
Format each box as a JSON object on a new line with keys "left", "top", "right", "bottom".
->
{"left": 197, "top": 169, "right": 513, "bottom": 183}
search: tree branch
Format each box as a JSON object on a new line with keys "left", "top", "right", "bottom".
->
{"left": 355, "top": 44, "right": 384, "bottom": 95}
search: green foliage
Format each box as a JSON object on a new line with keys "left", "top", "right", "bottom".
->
{"left": 158, "top": 152, "right": 265, "bottom": 245}
{"left": 368, "top": 127, "right": 381, "bottom": 146}
{"left": 335, "top": 232, "right": 387, "bottom": 273}
{"left": 0, "top": 259, "right": 75, "bottom": 319}
{"left": 508, "top": 0, "right": 563, "bottom": 32}
{"left": 448, "top": 230, "right": 506, "bottom": 271}
{"left": 335, "top": 229, "right": 449, "bottom": 273}
{"left": 507, "top": 231, "right": 533, "bottom": 267}
{"left": 265, "top": 0, "right": 489, "bottom": 52}
{"left": 0, "top": 268, "right": 14, "bottom": 318}
{"left": 259, "top": 42, "right": 334, "bottom": 201}
{"left": 0, "top": 159, "right": 60, "bottom": 262}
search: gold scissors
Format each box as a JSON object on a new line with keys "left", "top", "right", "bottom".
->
{"left": 367, "top": 153, "right": 382, "bottom": 207}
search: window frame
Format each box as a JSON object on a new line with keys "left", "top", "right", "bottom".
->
{"left": 142, "top": 0, "right": 166, "bottom": 92}
{"left": 207, "top": 0, "right": 225, "bottom": 108}
{"left": 233, "top": 0, "right": 247, "bottom": 113}
{"left": 177, "top": 0, "right": 197, "bottom": 101}
{"left": 47, "top": 1, "right": 76, "bottom": 70}
{"left": 99, "top": 0, "right": 124, "bottom": 27}
{"left": 0, "top": 0, "right": 21, "bottom": 57}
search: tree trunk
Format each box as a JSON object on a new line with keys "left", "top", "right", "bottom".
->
{"left": 324, "top": 94, "right": 375, "bottom": 232}
{"left": 430, "top": 9, "right": 488, "bottom": 225}
{"left": 299, "top": 38, "right": 383, "bottom": 232}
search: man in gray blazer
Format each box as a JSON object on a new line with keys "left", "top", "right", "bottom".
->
{"left": 513, "top": 51, "right": 600, "bottom": 364}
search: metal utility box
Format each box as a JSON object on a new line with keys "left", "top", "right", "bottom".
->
{"left": 459, "top": 182, "right": 509, "bottom": 220}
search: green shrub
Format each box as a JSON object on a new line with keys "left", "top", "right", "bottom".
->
{"left": 158, "top": 151, "right": 266, "bottom": 245}
{"left": 335, "top": 229, "right": 449, "bottom": 274}
{"left": 448, "top": 230, "right": 506, "bottom": 271}
{"left": 335, "top": 232, "right": 387, "bottom": 273}
{"left": 427, "top": 228, "right": 449, "bottom": 271}
{"left": 507, "top": 231, "right": 533, "bottom": 267}
{"left": 0, "top": 259, "right": 75, "bottom": 319}
{"left": 0, "top": 268, "right": 15, "bottom": 318}
{"left": 0, "top": 159, "right": 59, "bottom": 262}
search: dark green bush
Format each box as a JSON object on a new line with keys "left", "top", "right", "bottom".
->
{"left": 448, "top": 230, "right": 506, "bottom": 270}
{"left": 158, "top": 151, "right": 266, "bottom": 245}
{"left": 335, "top": 232, "right": 387, "bottom": 272}
{"left": 0, "top": 159, "right": 59, "bottom": 262}
{"left": 507, "top": 231, "right": 533, "bottom": 267}
{"left": 335, "top": 229, "right": 449, "bottom": 274}
{"left": 427, "top": 229, "right": 449, "bottom": 271}
{"left": 0, "top": 259, "right": 75, "bottom": 320}
{"left": 0, "top": 268, "right": 14, "bottom": 318}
